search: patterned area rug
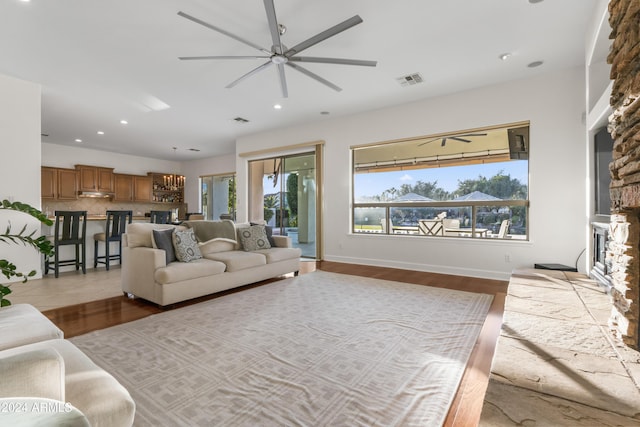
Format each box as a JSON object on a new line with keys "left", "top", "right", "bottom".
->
{"left": 71, "top": 271, "right": 492, "bottom": 426}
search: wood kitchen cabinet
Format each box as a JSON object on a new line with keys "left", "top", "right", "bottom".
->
{"left": 41, "top": 167, "right": 57, "bottom": 199}
{"left": 41, "top": 167, "right": 78, "bottom": 200}
{"left": 133, "top": 176, "right": 152, "bottom": 202}
{"left": 114, "top": 174, "right": 134, "bottom": 201}
{"left": 76, "top": 165, "right": 114, "bottom": 192}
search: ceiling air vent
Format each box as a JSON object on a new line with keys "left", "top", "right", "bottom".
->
{"left": 396, "top": 73, "right": 424, "bottom": 87}
{"left": 233, "top": 117, "right": 249, "bottom": 123}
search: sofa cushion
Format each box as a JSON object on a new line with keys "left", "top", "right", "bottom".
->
{"left": 254, "top": 247, "right": 302, "bottom": 264}
{"left": 238, "top": 225, "right": 271, "bottom": 251}
{"left": 205, "top": 251, "right": 266, "bottom": 272}
{"left": 199, "top": 238, "right": 237, "bottom": 255}
{"left": 155, "top": 259, "right": 226, "bottom": 285}
{"left": 152, "top": 229, "right": 176, "bottom": 265}
{"left": 183, "top": 220, "right": 236, "bottom": 243}
{"left": 172, "top": 229, "right": 202, "bottom": 262}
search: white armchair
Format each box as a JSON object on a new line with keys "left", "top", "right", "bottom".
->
{"left": 0, "top": 305, "right": 135, "bottom": 426}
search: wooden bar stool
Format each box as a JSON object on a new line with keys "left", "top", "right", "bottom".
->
{"left": 94, "top": 210, "right": 132, "bottom": 270}
{"left": 150, "top": 210, "right": 171, "bottom": 224}
{"left": 44, "top": 211, "right": 87, "bottom": 278}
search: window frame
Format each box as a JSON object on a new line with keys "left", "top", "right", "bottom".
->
{"left": 351, "top": 122, "right": 530, "bottom": 240}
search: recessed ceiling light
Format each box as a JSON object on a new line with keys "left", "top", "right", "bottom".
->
{"left": 97, "top": 131, "right": 105, "bottom": 135}
{"left": 19, "top": 0, "right": 30, "bottom": 2}
{"left": 273, "top": 104, "right": 282, "bottom": 110}
{"left": 499, "top": 53, "right": 512, "bottom": 61}
{"left": 74, "top": 139, "right": 82, "bottom": 143}
{"left": 527, "top": 60, "right": 544, "bottom": 68}
{"left": 120, "top": 120, "right": 128, "bottom": 125}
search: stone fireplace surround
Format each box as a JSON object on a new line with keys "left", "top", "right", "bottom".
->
{"left": 606, "top": 0, "right": 640, "bottom": 350}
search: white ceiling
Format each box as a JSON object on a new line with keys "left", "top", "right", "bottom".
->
{"left": 1, "top": 0, "right": 597, "bottom": 161}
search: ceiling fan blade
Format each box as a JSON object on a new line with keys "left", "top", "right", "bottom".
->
{"left": 225, "top": 60, "right": 274, "bottom": 89}
{"left": 418, "top": 137, "right": 440, "bottom": 147}
{"left": 263, "top": 0, "right": 284, "bottom": 55}
{"left": 277, "top": 64, "right": 288, "bottom": 98}
{"left": 285, "top": 15, "right": 363, "bottom": 57}
{"left": 449, "top": 137, "right": 472, "bottom": 143}
{"left": 289, "top": 56, "right": 377, "bottom": 67}
{"left": 286, "top": 62, "right": 342, "bottom": 92}
{"left": 177, "top": 11, "right": 271, "bottom": 55}
{"left": 441, "top": 138, "right": 447, "bottom": 147}
{"left": 456, "top": 133, "right": 488, "bottom": 137}
{"left": 179, "top": 55, "right": 270, "bottom": 61}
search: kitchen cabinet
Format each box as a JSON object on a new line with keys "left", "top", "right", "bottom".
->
{"left": 41, "top": 167, "right": 57, "bottom": 199}
{"left": 114, "top": 174, "right": 134, "bottom": 201}
{"left": 58, "top": 169, "right": 79, "bottom": 200}
{"left": 133, "top": 176, "right": 152, "bottom": 202}
{"left": 41, "top": 167, "right": 78, "bottom": 200}
{"left": 76, "top": 165, "right": 114, "bottom": 192}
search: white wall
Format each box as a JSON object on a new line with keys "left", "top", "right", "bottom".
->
{"left": 42, "top": 143, "right": 181, "bottom": 176}
{"left": 0, "top": 74, "right": 41, "bottom": 206}
{"left": 235, "top": 68, "right": 588, "bottom": 280}
{"left": 181, "top": 154, "right": 236, "bottom": 213}
{"left": 0, "top": 73, "right": 43, "bottom": 280}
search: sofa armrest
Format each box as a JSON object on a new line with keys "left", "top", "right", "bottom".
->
{"left": 121, "top": 247, "right": 167, "bottom": 299}
{"left": 0, "top": 347, "right": 65, "bottom": 401}
{"left": 272, "top": 235, "right": 292, "bottom": 248}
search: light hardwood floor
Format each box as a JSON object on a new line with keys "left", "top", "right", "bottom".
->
{"left": 25, "top": 261, "right": 507, "bottom": 427}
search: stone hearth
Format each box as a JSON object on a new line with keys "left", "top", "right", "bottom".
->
{"left": 606, "top": 0, "right": 640, "bottom": 350}
{"left": 480, "top": 269, "right": 640, "bottom": 426}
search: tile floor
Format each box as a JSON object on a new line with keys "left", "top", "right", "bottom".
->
{"left": 7, "top": 267, "right": 124, "bottom": 311}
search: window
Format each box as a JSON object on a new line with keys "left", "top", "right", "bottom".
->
{"left": 352, "top": 123, "right": 529, "bottom": 239}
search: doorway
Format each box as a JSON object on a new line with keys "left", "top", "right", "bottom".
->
{"left": 200, "top": 174, "right": 236, "bottom": 220}
{"left": 249, "top": 152, "right": 317, "bottom": 258}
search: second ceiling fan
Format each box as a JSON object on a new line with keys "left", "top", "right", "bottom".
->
{"left": 177, "top": 0, "right": 377, "bottom": 98}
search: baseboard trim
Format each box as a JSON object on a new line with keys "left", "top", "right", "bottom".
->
{"left": 324, "top": 255, "right": 511, "bottom": 281}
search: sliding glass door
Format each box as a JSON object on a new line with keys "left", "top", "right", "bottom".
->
{"left": 249, "top": 152, "right": 317, "bottom": 258}
{"left": 200, "top": 174, "right": 236, "bottom": 220}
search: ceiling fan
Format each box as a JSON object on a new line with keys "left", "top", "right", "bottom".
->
{"left": 418, "top": 133, "right": 488, "bottom": 147}
{"left": 177, "top": 0, "right": 377, "bottom": 98}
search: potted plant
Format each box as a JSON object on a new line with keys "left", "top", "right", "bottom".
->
{"left": 0, "top": 200, "right": 53, "bottom": 306}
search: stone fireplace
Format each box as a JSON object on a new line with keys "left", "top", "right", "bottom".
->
{"left": 606, "top": 0, "right": 640, "bottom": 349}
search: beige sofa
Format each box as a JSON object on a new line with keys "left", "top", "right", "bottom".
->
{"left": 121, "top": 221, "right": 302, "bottom": 307}
{"left": 0, "top": 304, "right": 135, "bottom": 426}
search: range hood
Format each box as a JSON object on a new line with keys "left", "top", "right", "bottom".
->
{"left": 78, "top": 191, "right": 114, "bottom": 198}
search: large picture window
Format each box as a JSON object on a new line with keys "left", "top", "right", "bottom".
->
{"left": 352, "top": 123, "right": 529, "bottom": 239}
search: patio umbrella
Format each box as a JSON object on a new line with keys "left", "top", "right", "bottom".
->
{"left": 452, "top": 191, "right": 501, "bottom": 201}
{"left": 395, "top": 192, "right": 434, "bottom": 202}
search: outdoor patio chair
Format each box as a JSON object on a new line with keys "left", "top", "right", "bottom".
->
{"left": 418, "top": 219, "right": 444, "bottom": 236}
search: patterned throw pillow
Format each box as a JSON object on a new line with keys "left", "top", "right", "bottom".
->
{"left": 238, "top": 225, "right": 272, "bottom": 251}
{"left": 172, "top": 229, "right": 203, "bottom": 262}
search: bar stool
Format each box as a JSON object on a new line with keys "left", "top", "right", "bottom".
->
{"left": 44, "top": 211, "right": 87, "bottom": 278}
{"left": 150, "top": 210, "right": 171, "bottom": 224}
{"left": 94, "top": 210, "right": 132, "bottom": 270}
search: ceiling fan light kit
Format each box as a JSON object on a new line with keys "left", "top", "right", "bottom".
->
{"left": 178, "top": 0, "right": 377, "bottom": 98}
